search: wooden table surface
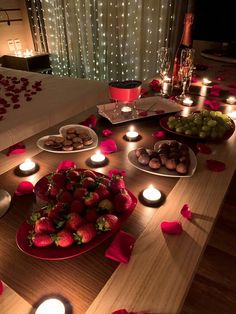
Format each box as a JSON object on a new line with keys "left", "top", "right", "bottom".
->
{"left": 0, "top": 62, "right": 236, "bottom": 314}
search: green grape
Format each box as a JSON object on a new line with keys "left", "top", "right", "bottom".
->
{"left": 168, "top": 116, "right": 176, "bottom": 122}
{"left": 199, "top": 131, "right": 207, "bottom": 138}
{"left": 185, "top": 129, "right": 192, "bottom": 136}
{"left": 176, "top": 127, "right": 184, "bottom": 133}
{"left": 207, "top": 119, "right": 217, "bottom": 127}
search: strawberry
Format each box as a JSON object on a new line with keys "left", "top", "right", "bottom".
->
{"left": 95, "top": 183, "right": 110, "bottom": 200}
{"left": 47, "top": 203, "right": 66, "bottom": 220}
{"left": 84, "top": 192, "right": 100, "bottom": 206}
{"left": 96, "top": 214, "right": 118, "bottom": 231}
{"left": 73, "top": 187, "right": 87, "bottom": 200}
{"left": 81, "top": 177, "right": 95, "bottom": 189}
{"left": 51, "top": 173, "right": 67, "bottom": 188}
{"left": 114, "top": 189, "right": 133, "bottom": 212}
{"left": 66, "top": 212, "right": 84, "bottom": 231}
{"left": 82, "top": 169, "right": 97, "bottom": 180}
{"left": 66, "top": 169, "right": 80, "bottom": 182}
{"left": 58, "top": 190, "right": 73, "bottom": 204}
{"left": 97, "top": 176, "right": 110, "bottom": 186}
{"left": 30, "top": 233, "right": 54, "bottom": 247}
{"left": 74, "top": 223, "right": 97, "bottom": 244}
{"left": 70, "top": 199, "right": 85, "bottom": 214}
{"left": 109, "top": 175, "right": 125, "bottom": 194}
{"left": 35, "top": 217, "right": 55, "bottom": 234}
{"left": 55, "top": 229, "right": 74, "bottom": 247}
{"left": 98, "top": 199, "right": 113, "bottom": 213}
{"left": 49, "top": 184, "right": 61, "bottom": 198}
{"left": 84, "top": 207, "right": 99, "bottom": 222}
{"left": 66, "top": 182, "right": 74, "bottom": 191}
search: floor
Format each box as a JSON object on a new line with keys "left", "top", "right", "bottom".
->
{"left": 182, "top": 171, "right": 236, "bottom": 314}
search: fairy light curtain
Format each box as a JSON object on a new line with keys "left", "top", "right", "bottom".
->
{"left": 26, "top": 0, "right": 182, "bottom": 81}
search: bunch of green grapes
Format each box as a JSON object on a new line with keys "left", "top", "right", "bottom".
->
{"left": 167, "top": 110, "right": 233, "bottom": 139}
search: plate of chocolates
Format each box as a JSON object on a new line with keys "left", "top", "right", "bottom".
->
{"left": 37, "top": 124, "right": 98, "bottom": 153}
{"left": 128, "top": 140, "right": 197, "bottom": 177}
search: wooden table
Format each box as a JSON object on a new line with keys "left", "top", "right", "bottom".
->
{"left": 0, "top": 64, "right": 236, "bottom": 314}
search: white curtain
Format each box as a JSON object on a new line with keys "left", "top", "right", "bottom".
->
{"left": 34, "top": 0, "right": 184, "bottom": 81}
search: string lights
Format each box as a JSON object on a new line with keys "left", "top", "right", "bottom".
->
{"left": 27, "top": 0, "right": 175, "bottom": 81}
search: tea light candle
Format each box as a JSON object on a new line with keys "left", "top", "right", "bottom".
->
{"left": 125, "top": 126, "right": 139, "bottom": 141}
{"left": 142, "top": 185, "right": 162, "bottom": 203}
{"left": 90, "top": 150, "right": 106, "bottom": 166}
{"left": 121, "top": 106, "right": 132, "bottom": 114}
{"left": 227, "top": 111, "right": 236, "bottom": 120}
{"left": 226, "top": 96, "right": 236, "bottom": 105}
{"left": 161, "top": 76, "right": 172, "bottom": 96}
{"left": 19, "top": 159, "right": 36, "bottom": 174}
{"left": 202, "top": 78, "right": 212, "bottom": 85}
{"left": 183, "top": 97, "right": 193, "bottom": 106}
{"left": 35, "top": 298, "right": 65, "bottom": 314}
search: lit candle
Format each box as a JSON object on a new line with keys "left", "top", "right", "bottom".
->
{"left": 121, "top": 106, "right": 132, "bottom": 114}
{"left": 90, "top": 150, "right": 106, "bottom": 166}
{"left": 125, "top": 126, "right": 139, "bottom": 141}
{"left": 161, "top": 76, "right": 172, "bottom": 96}
{"left": 202, "top": 78, "right": 212, "bottom": 85}
{"left": 182, "top": 97, "right": 193, "bottom": 106}
{"left": 19, "top": 159, "right": 36, "bottom": 172}
{"left": 35, "top": 298, "right": 65, "bottom": 314}
{"left": 227, "top": 111, "right": 236, "bottom": 120}
{"left": 226, "top": 96, "right": 236, "bottom": 105}
{"left": 142, "top": 185, "right": 162, "bottom": 204}
{"left": 181, "top": 107, "right": 191, "bottom": 117}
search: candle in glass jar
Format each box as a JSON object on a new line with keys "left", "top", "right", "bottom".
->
{"left": 226, "top": 96, "right": 236, "bottom": 105}
{"left": 125, "top": 126, "right": 139, "bottom": 141}
{"left": 183, "top": 97, "right": 193, "bottom": 106}
{"left": 90, "top": 150, "right": 106, "bottom": 165}
{"left": 202, "top": 78, "right": 212, "bottom": 85}
{"left": 19, "top": 159, "right": 36, "bottom": 173}
{"left": 35, "top": 298, "right": 65, "bottom": 314}
{"left": 142, "top": 185, "right": 162, "bottom": 203}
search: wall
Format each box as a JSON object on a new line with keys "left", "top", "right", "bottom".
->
{"left": 0, "top": 0, "right": 34, "bottom": 56}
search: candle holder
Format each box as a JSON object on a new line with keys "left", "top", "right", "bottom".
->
{"left": 123, "top": 127, "right": 141, "bottom": 142}
{"left": 121, "top": 106, "right": 132, "bottom": 117}
{"left": 182, "top": 97, "right": 194, "bottom": 107}
{"left": 86, "top": 151, "right": 108, "bottom": 168}
{"left": 14, "top": 159, "right": 39, "bottom": 177}
{"left": 138, "top": 185, "right": 165, "bottom": 207}
{"left": 202, "top": 78, "right": 212, "bottom": 86}
{"left": 33, "top": 295, "right": 72, "bottom": 314}
{"left": 226, "top": 96, "right": 236, "bottom": 105}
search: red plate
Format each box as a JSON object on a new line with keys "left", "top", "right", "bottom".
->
{"left": 160, "top": 115, "right": 235, "bottom": 141}
{"left": 16, "top": 170, "right": 137, "bottom": 260}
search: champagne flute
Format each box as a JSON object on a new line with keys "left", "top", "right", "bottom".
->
{"left": 157, "top": 47, "right": 171, "bottom": 81}
{"left": 177, "top": 48, "right": 194, "bottom": 100}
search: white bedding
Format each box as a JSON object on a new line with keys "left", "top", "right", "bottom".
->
{"left": 0, "top": 67, "right": 109, "bottom": 151}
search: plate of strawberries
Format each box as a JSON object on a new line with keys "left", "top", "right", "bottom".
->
{"left": 16, "top": 167, "right": 137, "bottom": 260}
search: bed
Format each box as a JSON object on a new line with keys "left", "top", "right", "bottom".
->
{"left": 0, "top": 67, "right": 109, "bottom": 151}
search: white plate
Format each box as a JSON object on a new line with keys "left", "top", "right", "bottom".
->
{"left": 97, "top": 96, "right": 182, "bottom": 124}
{"left": 128, "top": 140, "right": 197, "bottom": 178}
{"left": 37, "top": 124, "right": 98, "bottom": 153}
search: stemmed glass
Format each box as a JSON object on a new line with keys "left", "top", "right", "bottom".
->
{"left": 157, "top": 47, "right": 171, "bottom": 81}
{"left": 177, "top": 48, "right": 194, "bottom": 100}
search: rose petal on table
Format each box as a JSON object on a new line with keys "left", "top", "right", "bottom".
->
{"left": 80, "top": 114, "right": 97, "bottom": 129}
{"left": 6, "top": 142, "right": 26, "bottom": 156}
{"left": 180, "top": 204, "right": 192, "bottom": 220}
{"left": 169, "top": 95, "right": 177, "bottom": 101}
{"left": 197, "top": 143, "right": 212, "bottom": 154}
{"left": 149, "top": 79, "right": 161, "bottom": 92}
{"left": 0, "top": 280, "right": 4, "bottom": 295}
{"left": 102, "top": 129, "right": 113, "bottom": 137}
{"left": 191, "top": 74, "right": 199, "bottom": 83}
{"left": 152, "top": 130, "right": 166, "bottom": 140}
{"left": 108, "top": 169, "right": 126, "bottom": 177}
{"left": 15, "top": 181, "right": 34, "bottom": 196}
{"left": 105, "top": 230, "right": 136, "bottom": 263}
{"left": 56, "top": 160, "right": 77, "bottom": 172}
{"left": 206, "top": 159, "right": 226, "bottom": 172}
{"left": 161, "top": 221, "right": 183, "bottom": 235}
{"left": 99, "top": 139, "right": 117, "bottom": 155}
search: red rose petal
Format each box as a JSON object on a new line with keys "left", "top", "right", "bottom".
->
{"left": 206, "top": 159, "right": 226, "bottom": 172}
{"left": 141, "top": 87, "right": 149, "bottom": 95}
{"left": 197, "top": 143, "right": 212, "bottom": 154}
{"left": 80, "top": 114, "right": 97, "bottom": 129}
{"left": 152, "top": 130, "right": 166, "bottom": 140}
{"left": 6, "top": 142, "right": 26, "bottom": 156}
{"left": 102, "top": 129, "right": 113, "bottom": 137}
{"left": 56, "top": 160, "right": 77, "bottom": 172}
{"left": 15, "top": 181, "right": 34, "bottom": 196}
{"left": 99, "top": 139, "right": 117, "bottom": 155}
{"left": 180, "top": 204, "right": 192, "bottom": 220}
{"left": 108, "top": 168, "right": 126, "bottom": 177}
{"left": 161, "top": 221, "right": 183, "bottom": 235}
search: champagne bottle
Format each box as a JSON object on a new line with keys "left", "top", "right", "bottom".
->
{"left": 172, "top": 13, "right": 194, "bottom": 87}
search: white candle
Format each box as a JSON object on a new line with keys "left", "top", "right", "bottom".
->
{"left": 121, "top": 106, "right": 132, "bottom": 114}
{"left": 90, "top": 150, "right": 106, "bottom": 165}
{"left": 143, "top": 185, "right": 161, "bottom": 203}
{"left": 202, "top": 78, "right": 212, "bottom": 85}
{"left": 19, "top": 159, "right": 36, "bottom": 172}
{"left": 227, "top": 111, "right": 236, "bottom": 120}
{"left": 126, "top": 126, "right": 139, "bottom": 141}
{"left": 226, "top": 96, "right": 236, "bottom": 105}
{"left": 183, "top": 97, "right": 193, "bottom": 106}
{"left": 35, "top": 298, "right": 65, "bottom": 314}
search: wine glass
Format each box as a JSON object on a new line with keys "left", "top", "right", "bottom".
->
{"left": 157, "top": 47, "right": 171, "bottom": 81}
{"left": 177, "top": 48, "right": 194, "bottom": 100}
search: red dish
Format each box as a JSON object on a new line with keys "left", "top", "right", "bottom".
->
{"left": 16, "top": 170, "right": 137, "bottom": 260}
{"left": 160, "top": 116, "right": 235, "bottom": 141}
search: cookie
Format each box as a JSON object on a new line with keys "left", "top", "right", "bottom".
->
{"left": 66, "top": 133, "right": 77, "bottom": 140}
{"left": 72, "top": 136, "right": 83, "bottom": 143}
{"left": 63, "top": 139, "right": 73, "bottom": 146}
{"left": 55, "top": 136, "right": 65, "bottom": 144}
{"left": 66, "top": 128, "right": 77, "bottom": 134}
{"left": 44, "top": 139, "right": 55, "bottom": 147}
{"left": 62, "top": 145, "right": 74, "bottom": 151}
{"left": 83, "top": 137, "right": 93, "bottom": 146}
{"left": 73, "top": 142, "right": 84, "bottom": 150}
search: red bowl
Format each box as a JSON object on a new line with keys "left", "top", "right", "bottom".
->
{"left": 109, "top": 80, "right": 142, "bottom": 103}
